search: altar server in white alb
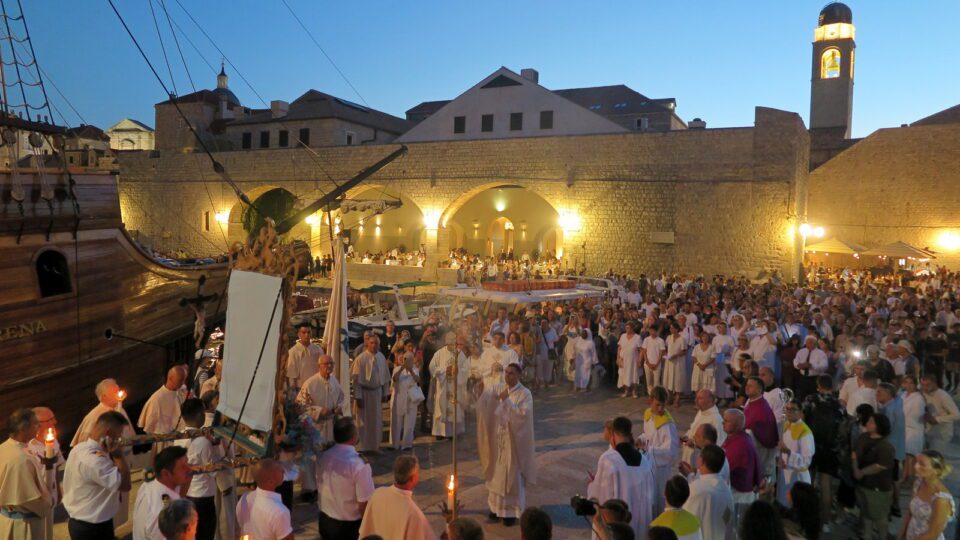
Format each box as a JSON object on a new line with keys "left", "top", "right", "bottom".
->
{"left": 482, "top": 363, "right": 536, "bottom": 526}
{"left": 430, "top": 333, "right": 469, "bottom": 439}
{"left": 587, "top": 416, "right": 656, "bottom": 539}
{"left": 351, "top": 336, "right": 390, "bottom": 453}
{"left": 776, "top": 399, "right": 815, "bottom": 507}
{"left": 389, "top": 352, "right": 422, "bottom": 451}
{"left": 638, "top": 386, "right": 681, "bottom": 516}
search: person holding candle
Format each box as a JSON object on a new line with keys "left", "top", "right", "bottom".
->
{"left": 71, "top": 378, "right": 135, "bottom": 447}
{"left": 24, "top": 407, "right": 63, "bottom": 539}
{"left": 0, "top": 408, "right": 51, "bottom": 540}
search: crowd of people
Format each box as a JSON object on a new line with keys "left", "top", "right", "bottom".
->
{"left": 444, "top": 248, "right": 572, "bottom": 285}
{"left": 3, "top": 267, "right": 960, "bottom": 540}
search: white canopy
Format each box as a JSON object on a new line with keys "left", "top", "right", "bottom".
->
{"left": 804, "top": 237, "right": 867, "bottom": 254}
{"left": 861, "top": 241, "right": 935, "bottom": 259}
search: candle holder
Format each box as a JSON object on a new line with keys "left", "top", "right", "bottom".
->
{"left": 40, "top": 455, "right": 58, "bottom": 470}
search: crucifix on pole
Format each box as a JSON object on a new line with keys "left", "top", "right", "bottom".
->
{"left": 179, "top": 275, "right": 219, "bottom": 349}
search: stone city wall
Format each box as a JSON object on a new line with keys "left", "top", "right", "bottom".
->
{"left": 808, "top": 122, "right": 960, "bottom": 269}
{"left": 118, "top": 106, "right": 809, "bottom": 280}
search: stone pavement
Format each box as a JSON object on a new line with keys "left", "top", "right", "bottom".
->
{"left": 53, "top": 383, "right": 960, "bottom": 539}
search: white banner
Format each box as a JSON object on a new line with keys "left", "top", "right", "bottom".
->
{"left": 323, "top": 237, "right": 351, "bottom": 416}
{"left": 219, "top": 270, "right": 284, "bottom": 432}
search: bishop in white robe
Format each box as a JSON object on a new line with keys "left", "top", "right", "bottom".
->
{"left": 351, "top": 338, "right": 390, "bottom": 453}
{"left": 484, "top": 364, "right": 536, "bottom": 520}
{"left": 430, "top": 335, "right": 469, "bottom": 438}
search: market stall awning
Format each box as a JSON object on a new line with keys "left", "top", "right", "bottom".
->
{"left": 804, "top": 237, "right": 867, "bottom": 254}
{"left": 395, "top": 280, "right": 435, "bottom": 289}
{"left": 861, "top": 241, "right": 936, "bottom": 259}
{"left": 357, "top": 284, "right": 395, "bottom": 293}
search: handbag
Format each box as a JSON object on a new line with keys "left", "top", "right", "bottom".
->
{"left": 408, "top": 384, "right": 425, "bottom": 404}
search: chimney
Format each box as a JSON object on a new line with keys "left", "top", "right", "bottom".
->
{"left": 688, "top": 117, "right": 706, "bottom": 130}
{"left": 520, "top": 68, "right": 539, "bottom": 84}
{"left": 271, "top": 100, "right": 289, "bottom": 119}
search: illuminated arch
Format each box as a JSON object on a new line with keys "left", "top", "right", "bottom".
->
{"left": 821, "top": 48, "right": 841, "bottom": 79}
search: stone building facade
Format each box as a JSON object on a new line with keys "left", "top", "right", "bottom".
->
{"left": 117, "top": 106, "right": 809, "bottom": 280}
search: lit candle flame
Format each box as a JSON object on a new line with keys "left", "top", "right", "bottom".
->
{"left": 117, "top": 390, "right": 126, "bottom": 401}
{"left": 44, "top": 427, "right": 55, "bottom": 443}
{"left": 240, "top": 536, "right": 250, "bottom": 540}
{"left": 447, "top": 474, "right": 455, "bottom": 491}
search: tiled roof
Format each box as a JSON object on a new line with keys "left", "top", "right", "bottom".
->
{"left": 229, "top": 90, "right": 411, "bottom": 134}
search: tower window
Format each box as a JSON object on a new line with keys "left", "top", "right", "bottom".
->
{"left": 510, "top": 112, "right": 523, "bottom": 131}
{"left": 821, "top": 48, "right": 841, "bottom": 79}
{"left": 453, "top": 116, "right": 465, "bottom": 134}
{"left": 36, "top": 250, "right": 72, "bottom": 297}
{"left": 540, "top": 110, "right": 554, "bottom": 130}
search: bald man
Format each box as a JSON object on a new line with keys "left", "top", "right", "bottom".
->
{"left": 138, "top": 366, "right": 187, "bottom": 453}
{"left": 236, "top": 460, "right": 294, "bottom": 540}
{"left": 721, "top": 409, "right": 761, "bottom": 531}
{"left": 72, "top": 379, "right": 135, "bottom": 447}
{"left": 681, "top": 390, "right": 725, "bottom": 466}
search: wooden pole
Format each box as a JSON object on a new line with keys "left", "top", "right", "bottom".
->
{"left": 451, "top": 352, "right": 459, "bottom": 519}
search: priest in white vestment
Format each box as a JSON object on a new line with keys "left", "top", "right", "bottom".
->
{"left": 351, "top": 337, "right": 390, "bottom": 453}
{"left": 483, "top": 364, "right": 536, "bottom": 523}
{"left": 473, "top": 332, "right": 516, "bottom": 390}
{"left": 430, "top": 333, "right": 469, "bottom": 439}
{"left": 587, "top": 416, "right": 655, "bottom": 539}
{"left": 138, "top": 367, "right": 187, "bottom": 438}
{"left": 296, "top": 354, "right": 344, "bottom": 493}
{"left": 681, "top": 390, "right": 725, "bottom": 467}
{"left": 682, "top": 444, "right": 735, "bottom": 540}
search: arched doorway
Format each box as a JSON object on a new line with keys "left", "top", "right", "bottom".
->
{"left": 337, "top": 186, "right": 425, "bottom": 257}
{"left": 227, "top": 186, "right": 310, "bottom": 245}
{"left": 442, "top": 185, "right": 562, "bottom": 262}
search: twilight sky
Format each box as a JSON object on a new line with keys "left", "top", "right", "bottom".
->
{"left": 23, "top": 1, "right": 960, "bottom": 138}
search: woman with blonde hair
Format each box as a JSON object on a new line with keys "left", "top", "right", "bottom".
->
{"left": 898, "top": 450, "right": 956, "bottom": 540}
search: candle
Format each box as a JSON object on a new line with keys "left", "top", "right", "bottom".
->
{"left": 44, "top": 428, "right": 56, "bottom": 459}
{"left": 240, "top": 536, "right": 250, "bottom": 540}
{"left": 117, "top": 389, "right": 127, "bottom": 402}
{"left": 447, "top": 474, "right": 456, "bottom": 511}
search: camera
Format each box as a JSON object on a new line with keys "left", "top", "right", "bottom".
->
{"left": 570, "top": 495, "right": 597, "bottom": 516}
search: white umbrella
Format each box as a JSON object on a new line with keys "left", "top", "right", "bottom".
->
{"left": 323, "top": 236, "right": 351, "bottom": 416}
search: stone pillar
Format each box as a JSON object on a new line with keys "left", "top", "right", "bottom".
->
{"left": 422, "top": 228, "right": 440, "bottom": 281}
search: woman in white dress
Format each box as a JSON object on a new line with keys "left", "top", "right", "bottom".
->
{"left": 899, "top": 450, "right": 956, "bottom": 540}
{"left": 691, "top": 329, "right": 716, "bottom": 393}
{"left": 563, "top": 316, "right": 580, "bottom": 382}
{"left": 617, "top": 323, "right": 642, "bottom": 398}
{"left": 901, "top": 375, "right": 927, "bottom": 483}
{"left": 389, "top": 352, "right": 422, "bottom": 450}
{"left": 573, "top": 329, "right": 598, "bottom": 392}
{"left": 663, "top": 322, "right": 688, "bottom": 406}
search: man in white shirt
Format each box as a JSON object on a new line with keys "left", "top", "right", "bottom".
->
{"left": 358, "top": 455, "right": 437, "bottom": 540}
{"left": 793, "top": 336, "right": 829, "bottom": 399}
{"left": 178, "top": 399, "right": 220, "bottom": 540}
{"left": 759, "top": 368, "right": 786, "bottom": 429}
{"left": 236, "top": 460, "right": 294, "bottom": 540}
{"left": 132, "top": 446, "right": 192, "bottom": 540}
{"left": 63, "top": 411, "right": 132, "bottom": 540}
{"left": 683, "top": 444, "right": 735, "bottom": 540}
{"left": 921, "top": 374, "right": 960, "bottom": 454}
{"left": 838, "top": 361, "right": 867, "bottom": 408}
{"left": 316, "top": 417, "right": 375, "bottom": 539}
{"left": 287, "top": 324, "right": 324, "bottom": 393}
{"left": 845, "top": 369, "right": 879, "bottom": 417}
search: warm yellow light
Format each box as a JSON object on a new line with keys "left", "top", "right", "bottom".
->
{"left": 214, "top": 211, "right": 229, "bottom": 224}
{"left": 375, "top": 225, "right": 381, "bottom": 236}
{"left": 504, "top": 221, "right": 514, "bottom": 231}
{"left": 305, "top": 215, "right": 319, "bottom": 226}
{"left": 495, "top": 201, "right": 506, "bottom": 213}
{"left": 423, "top": 210, "right": 441, "bottom": 230}
{"left": 799, "top": 223, "right": 812, "bottom": 237}
{"left": 559, "top": 210, "right": 581, "bottom": 233}
{"left": 45, "top": 427, "right": 56, "bottom": 443}
{"left": 938, "top": 231, "right": 960, "bottom": 251}
{"left": 813, "top": 226, "right": 825, "bottom": 238}
{"left": 814, "top": 22, "right": 855, "bottom": 42}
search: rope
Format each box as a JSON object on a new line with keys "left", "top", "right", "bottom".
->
{"left": 0, "top": 0, "right": 30, "bottom": 120}
{"left": 146, "top": 0, "right": 177, "bottom": 96}
{"left": 156, "top": 0, "right": 193, "bottom": 91}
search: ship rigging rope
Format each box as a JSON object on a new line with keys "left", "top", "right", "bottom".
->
{"left": 156, "top": 0, "right": 194, "bottom": 92}
{"left": 1, "top": 0, "right": 33, "bottom": 120}
{"left": 106, "top": 0, "right": 260, "bottom": 217}
{"left": 16, "top": 40, "right": 87, "bottom": 124}
{"left": 145, "top": 0, "right": 178, "bottom": 96}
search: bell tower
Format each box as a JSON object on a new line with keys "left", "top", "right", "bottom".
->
{"left": 810, "top": 2, "right": 855, "bottom": 138}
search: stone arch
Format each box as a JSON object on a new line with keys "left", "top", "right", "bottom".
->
{"left": 227, "top": 184, "right": 308, "bottom": 245}
{"left": 336, "top": 184, "right": 426, "bottom": 256}
{"left": 440, "top": 183, "right": 562, "bottom": 262}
